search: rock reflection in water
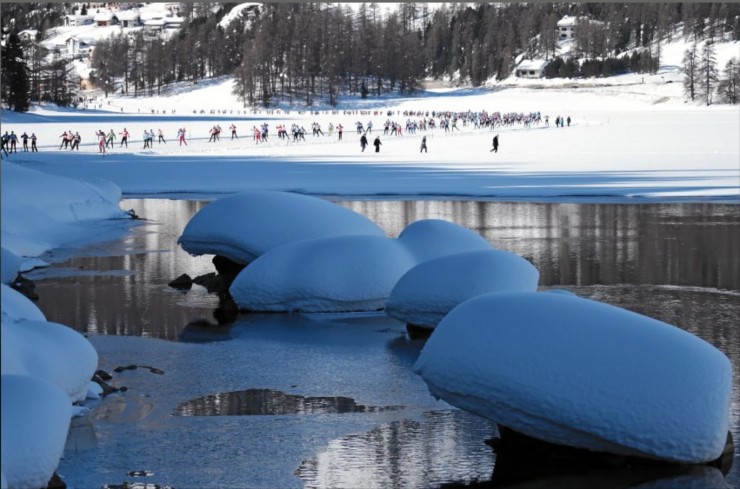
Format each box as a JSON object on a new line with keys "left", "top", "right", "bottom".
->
{"left": 174, "top": 388, "right": 404, "bottom": 416}
{"left": 297, "top": 410, "right": 498, "bottom": 489}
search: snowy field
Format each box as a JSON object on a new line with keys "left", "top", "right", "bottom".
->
{"left": 2, "top": 73, "right": 739, "bottom": 202}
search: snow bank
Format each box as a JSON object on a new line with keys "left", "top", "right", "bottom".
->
{"left": 0, "top": 285, "right": 46, "bottom": 324}
{"left": 414, "top": 292, "right": 731, "bottom": 464}
{"left": 1, "top": 375, "right": 72, "bottom": 489}
{"left": 230, "top": 235, "right": 416, "bottom": 312}
{"left": 398, "top": 219, "right": 493, "bottom": 263}
{"left": 1, "top": 162, "right": 128, "bottom": 257}
{"left": 1, "top": 247, "right": 21, "bottom": 284}
{"left": 1, "top": 320, "right": 98, "bottom": 402}
{"left": 178, "top": 191, "right": 385, "bottom": 264}
{"left": 386, "top": 250, "right": 539, "bottom": 328}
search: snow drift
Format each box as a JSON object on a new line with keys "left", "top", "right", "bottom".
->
{"left": 178, "top": 190, "right": 386, "bottom": 264}
{"left": 386, "top": 250, "right": 539, "bottom": 328}
{"left": 397, "top": 219, "right": 493, "bottom": 263}
{"left": 1, "top": 319, "right": 98, "bottom": 403}
{"left": 0, "top": 285, "right": 46, "bottom": 324}
{"left": 1, "top": 375, "right": 72, "bottom": 489}
{"left": 1, "top": 162, "right": 128, "bottom": 257}
{"left": 414, "top": 292, "right": 732, "bottom": 464}
{"left": 1, "top": 247, "right": 21, "bottom": 284}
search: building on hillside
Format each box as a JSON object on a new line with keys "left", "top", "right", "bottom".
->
{"left": 116, "top": 10, "right": 142, "bottom": 28}
{"left": 515, "top": 59, "right": 547, "bottom": 79}
{"left": 163, "top": 16, "right": 185, "bottom": 31}
{"left": 63, "top": 14, "right": 95, "bottom": 27}
{"left": 18, "top": 29, "right": 38, "bottom": 42}
{"left": 144, "top": 18, "right": 166, "bottom": 36}
{"left": 94, "top": 11, "right": 119, "bottom": 27}
{"left": 556, "top": 15, "right": 604, "bottom": 41}
{"left": 65, "top": 37, "right": 93, "bottom": 59}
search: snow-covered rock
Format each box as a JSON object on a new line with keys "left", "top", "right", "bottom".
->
{"left": 0, "top": 285, "right": 46, "bottom": 324}
{"left": 1, "top": 320, "right": 98, "bottom": 403}
{"left": 1, "top": 375, "right": 72, "bottom": 489}
{"left": 1, "top": 247, "right": 21, "bottom": 284}
{"left": 230, "top": 235, "right": 416, "bottom": 312}
{"left": 386, "top": 250, "right": 539, "bottom": 328}
{"left": 178, "top": 191, "right": 385, "bottom": 264}
{"left": 398, "top": 219, "right": 493, "bottom": 262}
{"left": 414, "top": 292, "right": 731, "bottom": 464}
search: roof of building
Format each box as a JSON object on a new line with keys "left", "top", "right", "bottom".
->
{"left": 516, "top": 59, "right": 548, "bottom": 71}
{"left": 116, "top": 10, "right": 141, "bottom": 21}
{"left": 93, "top": 11, "right": 115, "bottom": 22}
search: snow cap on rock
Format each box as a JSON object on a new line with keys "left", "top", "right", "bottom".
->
{"left": 414, "top": 292, "right": 732, "bottom": 464}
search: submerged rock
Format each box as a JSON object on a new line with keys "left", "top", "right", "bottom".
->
{"left": 414, "top": 292, "right": 732, "bottom": 464}
{"left": 168, "top": 273, "right": 192, "bottom": 290}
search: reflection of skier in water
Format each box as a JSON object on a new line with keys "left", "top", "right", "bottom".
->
{"left": 490, "top": 134, "right": 499, "bottom": 153}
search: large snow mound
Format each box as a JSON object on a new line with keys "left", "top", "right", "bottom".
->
{"left": 1, "top": 320, "right": 98, "bottom": 403}
{"left": 414, "top": 292, "right": 732, "bottom": 464}
{"left": 178, "top": 191, "right": 385, "bottom": 264}
{"left": 1, "top": 247, "right": 21, "bottom": 284}
{"left": 386, "top": 250, "right": 539, "bottom": 328}
{"left": 1, "top": 375, "right": 72, "bottom": 489}
{"left": 229, "top": 218, "right": 494, "bottom": 312}
{"left": 1, "top": 162, "right": 127, "bottom": 257}
{"left": 230, "top": 235, "right": 416, "bottom": 312}
{"left": 398, "top": 219, "right": 493, "bottom": 262}
{"left": 0, "top": 285, "right": 46, "bottom": 324}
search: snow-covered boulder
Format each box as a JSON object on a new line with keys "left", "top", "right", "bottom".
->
{"left": 1, "top": 320, "right": 98, "bottom": 402}
{"left": 398, "top": 219, "right": 493, "bottom": 263}
{"left": 1, "top": 374, "right": 72, "bottom": 489}
{"left": 414, "top": 292, "right": 731, "bottom": 464}
{"left": 386, "top": 250, "right": 539, "bottom": 329}
{"left": 230, "top": 235, "right": 416, "bottom": 312}
{"left": 178, "top": 191, "right": 385, "bottom": 264}
{"left": 1, "top": 285, "right": 46, "bottom": 324}
{"left": 1, "top": 247, "right": 21, "bottom": 284}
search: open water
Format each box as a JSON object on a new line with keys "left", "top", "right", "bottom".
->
{"left": 28, "top": 199, "right": 739, "bottom": 489}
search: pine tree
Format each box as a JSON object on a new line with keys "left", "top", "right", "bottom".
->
{"left": 1, "top": 31, "right": 31, "bottom": 111}
{"left": 698, "top": 41, "right": 719, "bottom": 105}
{"left": 682, "top": 43, "right": 698, "bottom": 101}
{"left": 718, "top": 57, "right": 739, "bottom": 104}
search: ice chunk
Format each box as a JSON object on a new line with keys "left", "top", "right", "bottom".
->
{"left": 178, "top": 191, "right": 385, "bottom": 264}
{"left": 1, "top": 375, "right": 72, "bottom": 489}
{"left": 387, "top": 250, "right": 539, "bottom": 328}
{"left": 414, "top": 292, "right": 731, "bottom": 463}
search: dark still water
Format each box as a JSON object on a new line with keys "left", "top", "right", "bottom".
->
{"left": 28, "top": 199, "right": 740, "bottom": 489}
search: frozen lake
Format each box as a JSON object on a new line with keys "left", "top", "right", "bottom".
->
{"left": 28, "top": 198, "right": 740, "bottom": 489}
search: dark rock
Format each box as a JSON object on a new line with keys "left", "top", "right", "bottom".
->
{"left": 95, "top": 369, "right": 113, "bottom": 381}
{"left": 406, "top": 323, "right": 433, "bottom": 340}
{"left": 192, "top": 272, "right": 220, "bottom": 291}
{"left": 92, "top": 374, "right": 120, "bottom": 396}
{"left": 119, "top": 386, "right": 128, "bottom": 392}
{"left": 113, "top": 365, "right": 138, "bottom": 373}
{"left": 212, "top": 255, "right": 247, "bottom": 276}
{"left": 10, "top": 274, "right": 39, "bottom": 301}
{"left": 168, "top": 273, "right": 193, "bottom": 290}
{"left": 46, "top": 471, "right": 66, "bottom": 489}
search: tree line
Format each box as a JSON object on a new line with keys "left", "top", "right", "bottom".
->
{"left": 2, "top": 2, "right": 740, "bottom": 110}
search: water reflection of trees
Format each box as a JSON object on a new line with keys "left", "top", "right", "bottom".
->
{"left": 339, "top": 201, "right": 740, "bottom": 289}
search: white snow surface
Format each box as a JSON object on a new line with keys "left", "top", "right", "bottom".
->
{"left": 414, "top": 292, "right": 732, "bottom": 464}
{"left": 229, "top": 218, "right": 494, "bottom": 312}
{"left": 386, "top": 250, "right": 539, "bottom": 328}
{"left": 230, "top": 235, "right": 416, "bottom": 312}
{"left": 1, "top": 375, "right": 72, "bottom": 489}
{"left": 397, "top": 219, "right": 493, "bottom": 263}
{"left": 0, "top": 285, "right": 46, "bottom": 324}
{"left": 1, "top": 162, "right": 127, "bottom": 258}
{"left": 1, "top": 320, "right": 98, "bottom": 402}
{"left": 1, "top": 247, "right": 21, "bottom": 284}
{"left": 177, "top": 190, "right": 385, "bottom": 264}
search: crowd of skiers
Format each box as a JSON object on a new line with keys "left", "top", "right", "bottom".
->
{"left": 1, "top": 131, "right": 38, "bottom": 155}
{"left": 1, "top": 110, "right": 572, "bottom": 158}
